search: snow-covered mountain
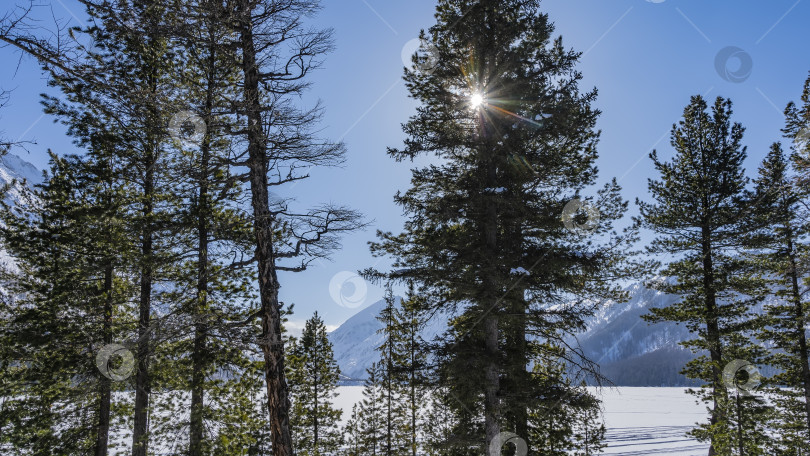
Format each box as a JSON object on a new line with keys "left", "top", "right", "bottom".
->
{"left": 0, "top": 153, "right": 41, "bottom": 269}
{"left": 0, "top": 152, "right": 42, "bottom": 198}
{"left": 328, "top": 296, "right": 448, "bottom": 381}
{"left": 329, "top": 281, "right": 700, "bottom": 386}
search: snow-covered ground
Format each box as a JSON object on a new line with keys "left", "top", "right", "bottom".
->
{"left": 335, "top": 386, "right": 709, "bottom": 455}
{"left": 596, "top": 387, "right": 708, "bottom": 455}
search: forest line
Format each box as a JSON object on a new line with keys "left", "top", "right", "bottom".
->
{"left": 0, "top": 1, "right": 809, "bottom": 455}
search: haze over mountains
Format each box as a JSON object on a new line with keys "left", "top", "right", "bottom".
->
{"left": 328, "top": 282, "right": 701, "bottom": 386}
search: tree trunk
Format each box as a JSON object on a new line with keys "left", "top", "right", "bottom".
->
{"left": 132, "top": 159, "right": 155, "bottom": 456}
{"left": 701, "top": 225, "right": 722, "bottom": 456}
{"left": 189, "top": 26, "right": 217, "bottom": 456}
{"left": 95, "top": 262, "right": 114, "bottom": 456}
{"left": 238, "top": 3, "right": 295, "bottom": 454}
{"left": 480, "top": 103, "right": 500, "bottom": 455}
{"left": 786, "top": 238, "right": 810, "bottom": 436}
{"left": 189, "top": 159, "right": 209, "bottom": 456}
{"left": 484, "top": 315, "right": 501, "bottom": 456}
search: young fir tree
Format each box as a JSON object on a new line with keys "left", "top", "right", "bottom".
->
{"left": 638, "top": 95, "right": 768, "bottom": 455}
{"left": 287, "top": 312, "right": 343, "bottom": 455}
{"left": 423, "top": 386, "right": 462, "bottom": 456}
{"left": 0, "top": 151, "right": 135, "bottom": 455}
{"left": 376, "top": 287, "right": 409, "bottom": 456}
{"left": 342, "top": 404, "right": 363, "bottom": 456}
{"left": 397, "top": 286, "right": 430, "bottom": 456}
{"left": 527, "top": 348, "right": 605, "bottom": 456}
{"left": 752, "top": 143, "right": 810, "bottom": 455}
{"left": 358, "top": 362, "right": 386, "bottom": 456}
{"left": 370, "top": 0, "right": 636, "bottom": 452}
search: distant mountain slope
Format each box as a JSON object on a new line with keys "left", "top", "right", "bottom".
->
{"left": 328, "top": 296, "right": 448, "bottom": 381}
{"left": 0, "top": 153, "right": 41, "bottom": 270}
{"left": 329, "top": 280, "right": 702, "bottom": 386}
{"left": 575, "top": 280, "right": 699, "bottom": 386}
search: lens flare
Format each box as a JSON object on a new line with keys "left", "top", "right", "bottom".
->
{"left": 470, "top": 92, "right": 485, "bottom": 108}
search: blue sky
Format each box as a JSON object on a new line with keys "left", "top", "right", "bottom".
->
{"left": 1, "top": 0, "right": 809, "bottom": 332}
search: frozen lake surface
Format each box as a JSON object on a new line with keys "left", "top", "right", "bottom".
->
{"left": 335, "top": 386, "right": 710, "bottom": 455}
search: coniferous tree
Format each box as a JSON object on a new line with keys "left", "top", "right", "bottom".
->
{"left": 44, "top": 2, "right": 187, "bottom": 454}
{"left": 784, "top": 72, "right": 810, "bottom": 186}
{"left": 287, "top": 312, "right": 343, "bottom": 455}
{"left": 527, "top": 350, "right": 605, "bottom": 456}
{"left": 358, "top": 362, "right": 386, "bottom": 456}
{"left": 342, "top": 404, "right": 363, "bottom": 456}
{"left": 397, "top": 287, "right": 430, "bottom": 456}
{"left": 0, "top": 151, "right": 135, "bottom": 455}
{"left": 751, "top": 143, "right": 810, "bottom": 455}
{"left": 638, "top": 95, "right": 767, "bottom": 455}
{"left": 376, "top": 287, "right": 409, "bottom": 456}
{"left": 220, "top": 2, "right": 367, "bottom": 451}
{"left": 370, "top": 0, "right": 636, "bottom": 452}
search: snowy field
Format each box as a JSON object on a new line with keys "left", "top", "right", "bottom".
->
{"left": 334, "top": 386, "right": 709, "bottom": 455}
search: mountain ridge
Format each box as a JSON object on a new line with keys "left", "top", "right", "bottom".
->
{"left": 328, "top": 281, "right": 700, "bottom": 386}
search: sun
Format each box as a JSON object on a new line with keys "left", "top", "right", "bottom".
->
{"left": 470, "top": 92, "right": 485, "bottom": 108}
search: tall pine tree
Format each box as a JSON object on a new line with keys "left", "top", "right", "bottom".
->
{"left": 638, "top": 95, "right": 767, "bottom": 455}
{"left": 752, "top": 142, "right": 810, "bottom": 454}
{"left": 370, "top": 0, "right": 636, "bottom": 452}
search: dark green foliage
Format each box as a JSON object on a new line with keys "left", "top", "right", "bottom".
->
{"left": 527, "top": 348, "right": 605, "bottom": 456}
{"left": 752, "top": 138, "right": 810, "bottom": 452}
{"left": 370, "top": 0, "right": 633, "bottom": 452}
{"left": 638, "top": 95, "right": 770, "bottom": 454}
{"left": 357, "top": 362, "right": 386, "bottom": 456}
{"left": 0, "top": 152, "right": 135, "bottom": 455}
{"left": 288, "top": 312, "right": 343, "bottom": 455}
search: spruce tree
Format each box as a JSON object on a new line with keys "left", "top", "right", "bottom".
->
{"left": 45, "top": 2, "right": 187, "bottom": 454}
{"left": 527, "top": 349, "right": 605, "bottom": 456}
{"left": 638, "top": 95, "right": 767, "bottom": 455}
{"left": 397, "top": 287, "right": 430, "bottom": 456}
{"left": 287, "top": 312, "right": 343, "bottom": 455}
{"left": 370, "top": 0, "right": 635, "bottom": 452}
